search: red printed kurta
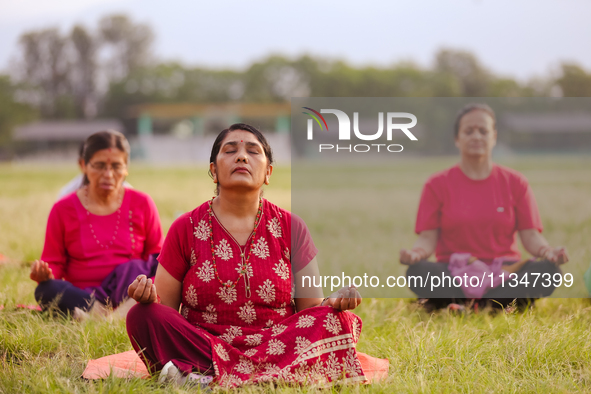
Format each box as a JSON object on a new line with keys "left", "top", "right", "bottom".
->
{"left": 158, "top": 199, "right": 366, "bottom": 387}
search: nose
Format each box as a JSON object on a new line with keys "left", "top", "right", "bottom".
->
{"left": 103, "top": 166, "right": 115, "bottom": 177}
{"left": 235, "top": 146, "right": 248, "bottom": 162}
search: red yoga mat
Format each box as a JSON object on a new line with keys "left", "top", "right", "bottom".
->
{"left": 82, "top": 350, "right": 389, "bottom": 383}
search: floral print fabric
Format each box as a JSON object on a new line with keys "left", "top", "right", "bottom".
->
{"left": 169, "top": 199, "right": 366, "bottom": 387}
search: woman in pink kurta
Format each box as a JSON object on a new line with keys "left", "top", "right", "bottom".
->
{"left": 31, "top": 130, "right": 163, "bottom": 316}
{"left": 126, "top": 123, "right": 366, "bottom": 388}
{"left": 42, "top": 189, "right": 162, "bottom": 290}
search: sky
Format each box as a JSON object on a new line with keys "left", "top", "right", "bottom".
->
{"left": 1, "top": 0, "right": 590, "bottom": 81}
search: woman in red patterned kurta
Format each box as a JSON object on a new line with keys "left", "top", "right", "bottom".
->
{"left": 126, "top": 124, "right": 366, "bottom": 388}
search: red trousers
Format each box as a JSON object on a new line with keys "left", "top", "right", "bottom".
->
{"left": 126, "top": 303, "right": 214, "bottom": 375}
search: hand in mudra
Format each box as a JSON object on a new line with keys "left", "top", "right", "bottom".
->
{"left": 399, "top": 248, "right": 423, "bottom": 265}
{"left": 128, "top": 275, "right": 158, "bottom": 303}
{"left": 322, "top": 286, "right": 362, "bottom": 311}
{"left": 30, "top": 260, "right": 55, "bottom": 283}
{"left": 545, "top": 247, "right": 569, "bottom": 266}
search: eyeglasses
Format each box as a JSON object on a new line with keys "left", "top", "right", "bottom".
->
{"left": 88, "top": 161, "right": 127, "bottom": 174}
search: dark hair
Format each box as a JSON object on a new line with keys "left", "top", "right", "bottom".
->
{"left": 82, "top": 130, "right": 130, "bottom": 185}
{"left": 454, "top": 103, "right": 496, "bottom": 137}
{"left": 78, "top": 141, "right": 85, "bottom": 160}
{"left": 208, "top": 123, "right": 274, "bottom": 194}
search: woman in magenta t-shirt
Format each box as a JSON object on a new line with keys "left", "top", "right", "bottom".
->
{"left": 30, "top": 130, "right": 163, "bottom": 318}
{"left": 400, "top": 104, "right": 568, "bottom": 310}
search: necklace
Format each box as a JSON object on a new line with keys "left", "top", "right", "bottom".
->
{"left": 208, "top": 197, "right": 263, "bottom": 298}
{"left": 84, "top": 186, "right": 124, "bottom": 249}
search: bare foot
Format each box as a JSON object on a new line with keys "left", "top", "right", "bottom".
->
{"left": 72, "top": 303, "right": 110, "bottom": 321}
{"left": 112, "top": 298, "right": 137, "bottom": 319}
{"left": 73, "top": 307, "right": 90, "bottom": 321}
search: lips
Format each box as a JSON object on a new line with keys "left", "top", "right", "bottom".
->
{"left": 233, "top": 166, "right": 250, "bottom": 174}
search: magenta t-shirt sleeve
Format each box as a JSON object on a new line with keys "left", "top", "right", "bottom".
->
{"left": 514, "top": 176, "right": 543, "bottom": 232}
{"left": 291, "top": 213, "right": 318, "bottom": 273}
{"left": 41, "top": 202, "right": 67, "bottom": 280}
{"left": 157, "top": 213, "right": 191, "bottom": 282}
{"left": 415, "top": 179, "right": 442, "bottom": 234}
{"left": 141, "top": 194, "right": 164, "bottom": 260}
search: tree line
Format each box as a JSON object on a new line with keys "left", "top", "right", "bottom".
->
{"left": 1, "top": 13, "right": 591, "bottom": 151}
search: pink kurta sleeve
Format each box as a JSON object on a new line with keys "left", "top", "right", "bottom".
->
{"left": 140, "top": 194, "right": 164, "bottom": 260}
{"left": 41, "top": 203, "right": 67, "bottom": 280}
{"left": 158, "top": 213, "right": 191, "bottom": 282}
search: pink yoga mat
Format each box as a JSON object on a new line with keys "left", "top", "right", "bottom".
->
{"left": 83, "top": 350, "right": 389, "bottom": 383}
{"left": 0, "top": 304, "right": 42, "bottom": 311}
{"left": 83, "top": 350, "right": 149, "bottom": 379}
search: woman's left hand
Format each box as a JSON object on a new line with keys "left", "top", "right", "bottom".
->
{"left": 321, "top": 286, "right": 362, "bottom": 311}
{"left": 128, "top": 275, "right": 158, "bottom": 303}
{"left": 544, "top": 247, "right": 569, "bottom": 265}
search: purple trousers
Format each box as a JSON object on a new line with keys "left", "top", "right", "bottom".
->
{"left": 89, "top": 255, "right": 159, "bottom": 305}
{"left": 126, "top": 303, "right": 214, "bottom": 375}
{"left": 35, "top": 256, "right": 158, "bottom": 314}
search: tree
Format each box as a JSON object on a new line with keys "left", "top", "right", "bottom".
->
{"left": 99, "top": 14, "right": 154, "bottom": 82}
{"left": 0, "top": 75, "right": 37, "bottom": 154}
{"left": 16, "top": 28, "right": 72, "bottom": 118}
{"left": 12, "top": 15, "right": 155, "bottom": 119}
{"left": 242, "top": 55, "right": 312, "bottom": 102}
{"left": 556, "top": 63, "right": 591, "bottom": 97}
{"left": 70, "top": 25, "right": 98, "bottom": 118}
{"left": 101, "top": 62, "right": 243, "bottom": 118}
{"left": 434, "top": 48, "right": 491, "bottom": 96}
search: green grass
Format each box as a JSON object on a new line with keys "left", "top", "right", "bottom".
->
{"left": 1, "top": 157, "right": 591, "bottom": 393}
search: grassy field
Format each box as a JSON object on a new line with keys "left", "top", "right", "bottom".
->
{"left": 1, "top": 156, "right": 591, "bottom": 393}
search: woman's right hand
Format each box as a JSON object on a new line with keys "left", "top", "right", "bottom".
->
{"left": 400, "top": 231, "right": 437, "bottom": 265}
{"left": 400, "top": 248, "right": 423, "bottom": 265}
{"left": 128, "top": 274, "right": 158, "bottom": 303}
{"left": 30, "top": 260, "right": 54, "bottom": 283}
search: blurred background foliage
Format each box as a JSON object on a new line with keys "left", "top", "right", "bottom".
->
{"left": 1, "top": 13, "right": 591, "bottom": 153}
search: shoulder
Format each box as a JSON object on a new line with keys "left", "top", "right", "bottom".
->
{"left": 494, "top": 164, "right": 528, "bottom": 181}
{"left": 126, "top": 189, "right": 161, "bottom": 215}
{"left": 424, "top": 164, "right": 460, "bottom": 188}
{"left": 126, "top": 188, "right": 154, "bottom": 205}
{"left": 47, "top": 192, "right": 79, "bottom": 225}
{"left": 263, "top": 199, "right": 290, "bottom": 218}
{"left": 493, "top": 164, "right": 530, "bottom": 189}
{"left": 263, "top": 199, "right": 293, "bottom": 227}
{"left": 168, "top": 211, "right": 192, "bottom": 235}
{"left": 52, "top": 192, "right": 78, "bottom": 212}
{"left": 172, "top": 201, "right": 210, "bottom": 232}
